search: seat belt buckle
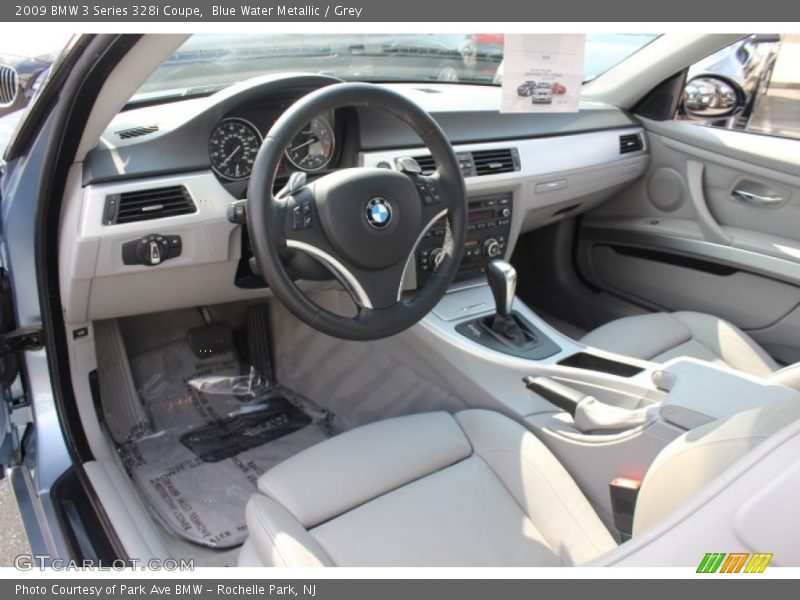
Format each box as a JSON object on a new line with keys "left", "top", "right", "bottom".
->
{"left": 609, "top": 477, "right": 641, "bottom": 541}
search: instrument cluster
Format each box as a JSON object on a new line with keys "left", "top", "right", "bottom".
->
{"left": 208, "top": 107, "right": 337, "bottom": 181}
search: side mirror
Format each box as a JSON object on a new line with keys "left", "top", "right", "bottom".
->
{"left": 681, "top": 75, "right": 745, "bottom": 119}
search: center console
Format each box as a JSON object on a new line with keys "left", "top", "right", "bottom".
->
{"left": 414, "top": 264, "right": 799, "bottom": 538}
{"left": 416, "top": 192, "right": 513, "bottom": 285}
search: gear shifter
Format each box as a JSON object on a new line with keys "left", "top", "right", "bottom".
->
{"left": 455, "top": 260, "right": 560, "bottom": 358}
{"left": 486, "top": 260, "right": 530, "bottom": 346}
{"left": 486, "top": 260, "right": 516, "bottom": 317}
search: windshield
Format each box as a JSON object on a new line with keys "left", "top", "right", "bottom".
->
{"left": 133, "top": 34, "right": 658, "bottom": 104}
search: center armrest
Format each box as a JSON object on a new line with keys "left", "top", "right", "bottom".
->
{"left": 657, "top": 358, "right": 799, "bottom": 430}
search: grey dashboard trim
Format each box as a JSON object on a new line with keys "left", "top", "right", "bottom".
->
{"left": 360, "top": 127, "right": 647, "bottom": 181}
{"left": 581, "top": 225, "right": 800, "bottom": 288}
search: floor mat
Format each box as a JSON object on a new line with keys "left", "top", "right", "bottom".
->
{"left": 180, "top": 397, "right": 313, "bottom": 463}
{"left": 119, "top": 334, "right": 331, "bottom": 549}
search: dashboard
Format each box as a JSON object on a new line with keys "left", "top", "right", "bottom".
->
{"left": 62, "top": 75, "right": 649, "bottom": 325}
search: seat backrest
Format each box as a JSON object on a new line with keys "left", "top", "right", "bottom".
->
{"left": 633, "top": 396, "right": 800, "bottom": 535}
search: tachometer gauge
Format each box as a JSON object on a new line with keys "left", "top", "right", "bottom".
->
{"left": 209, "top": 118, "right": 262, "bottom": 180}
{"left": 285, "top": 116, "right": 335, "bottom": 172}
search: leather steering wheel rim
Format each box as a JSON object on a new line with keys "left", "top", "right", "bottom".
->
{"left": 247, "top": 81, "right": 467, "bottom": 340}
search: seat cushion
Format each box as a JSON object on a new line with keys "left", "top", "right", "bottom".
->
{"left": 581, "top": 311, "right": 779, "bottom": 377}
{"left": 241, "top": 410, "right": 616, "bottom": 567}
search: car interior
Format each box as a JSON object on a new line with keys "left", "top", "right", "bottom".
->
{"left": 50, "top": 33, "right": 800, "bottom": 567}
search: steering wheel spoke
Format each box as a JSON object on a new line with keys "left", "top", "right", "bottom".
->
{"left": 279, "top": 188, "right": 375, "bottom": 310}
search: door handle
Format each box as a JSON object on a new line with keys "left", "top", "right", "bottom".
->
{"left": 732, "top": 189, "right": 786, "bottom": 207}
{"left": 686, "top": 160, "right": 733, "bottom": 245}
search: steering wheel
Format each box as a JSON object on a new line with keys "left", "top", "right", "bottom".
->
{"left": 247, "top": 82, "right": 467, "bottom": 341}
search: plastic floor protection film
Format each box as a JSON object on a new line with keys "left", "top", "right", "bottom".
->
{"left": 119, "top": 338, "right": 331, "bottom": 548}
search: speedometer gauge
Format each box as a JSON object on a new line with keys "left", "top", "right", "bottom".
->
{"left": 209, "top": 118, "right": 262, "bottom": 180}
{"left": 285, "top": 116, "right": 335, "bottom": 172}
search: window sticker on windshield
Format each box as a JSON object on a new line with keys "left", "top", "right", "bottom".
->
{"left": 501, "top": 34, "right": 585, "bottom": 113}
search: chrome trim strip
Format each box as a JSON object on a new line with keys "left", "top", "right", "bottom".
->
{"left": 286, "top": 239, "right": 373, "bottom": 309}
{"left": 397, "top": 208, "right": 448, "bottom": 301}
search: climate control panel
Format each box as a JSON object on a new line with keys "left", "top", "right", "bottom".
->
{"left": 416, "top": 193, "right": 512, "bottom": 285}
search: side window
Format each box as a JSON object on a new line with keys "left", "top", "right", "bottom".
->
{"left": 678, "top": 34, "right": 800, "bottom": 141}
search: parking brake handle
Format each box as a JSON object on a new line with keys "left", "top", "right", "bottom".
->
{"left": 524, "top": 376, "right": 650, "bottom": 432}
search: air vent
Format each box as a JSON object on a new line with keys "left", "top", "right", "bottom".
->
{"left": 105, "top": 186, "right": 196, "bottom": 225}
{"left": 411, "top": 155, "right": 437, "bottom": 176}
{"left": 409, "top": 149, "right": 520, "bottom": 177}
{"left": 619, "top": 133, "right": 644, "bottom": 154}
{"left": 116, "top": 124, "right": 159, "bottom": 140}
{"left": 472, "top": 148, "right": 517, "bottom": 176}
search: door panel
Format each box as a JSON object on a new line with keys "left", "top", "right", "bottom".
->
{"left": 578, "top": 118, "right": 800, "bottom": 362}
{"left": 587, "top": 245, "right": 800, "bottom": 329}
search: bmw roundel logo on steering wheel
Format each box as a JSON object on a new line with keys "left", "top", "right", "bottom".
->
{"left": 365, "top": 197, "right": 392, "bottom": 229}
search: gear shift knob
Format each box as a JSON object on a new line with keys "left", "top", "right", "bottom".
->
{"left": 486, "top": 260, "right": 517, "bottom": 317}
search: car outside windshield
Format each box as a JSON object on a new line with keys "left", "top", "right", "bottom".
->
{"left": 132, "top": 34, "right": 657, "bottom": 104}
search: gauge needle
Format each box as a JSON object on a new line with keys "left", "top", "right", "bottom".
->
{"left": 220, "top": 145, "right": 242, "bottom": 167}
{"left": 291, "top": 137, "right": 318, "bottom": 151}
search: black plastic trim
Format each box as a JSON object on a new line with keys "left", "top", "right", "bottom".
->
{"left": 633, "top": 69, "right": 688, "bottom": 121}
{"left": 558, "top": 352, "right": 644, "bottom": 377}
{"left": 523, "top": 377, "right": 579, "bottom": 417}
{"left": 50, "top": 468, "right": 119, "bottom": 562}
{"left": 609, "top": 244, "right": 739, "bottom": 276}
{"left": 456, "top": 312, "right": 561, "bottom": 360}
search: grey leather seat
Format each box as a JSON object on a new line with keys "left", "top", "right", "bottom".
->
{"left": 581, "top": 311, "right": 789, "bottom": 380}
{"left": 238, "top": 401, "right": 799, "bottom": 567}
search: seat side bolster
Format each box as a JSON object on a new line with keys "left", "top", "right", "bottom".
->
{"left": 580, "top": 313, "right": 692, "bottom": 360}
{"left": 672, "top": 311, "right": 779, "bottom": 376}
{"left": 454, "top": 409, "right": 617, "bottom": 566}
{"left": 259, "top": 411, "right": 472, "bottom": 528}
{"left": 244, "top": 495, "right": 334, "bottom": 567}
{"left": 770, "top": 363, "right": 800, "bottom": 390}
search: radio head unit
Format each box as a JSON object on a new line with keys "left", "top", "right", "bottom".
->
{"left": 417, "top": 193, "right": 512, "bottom": 285}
